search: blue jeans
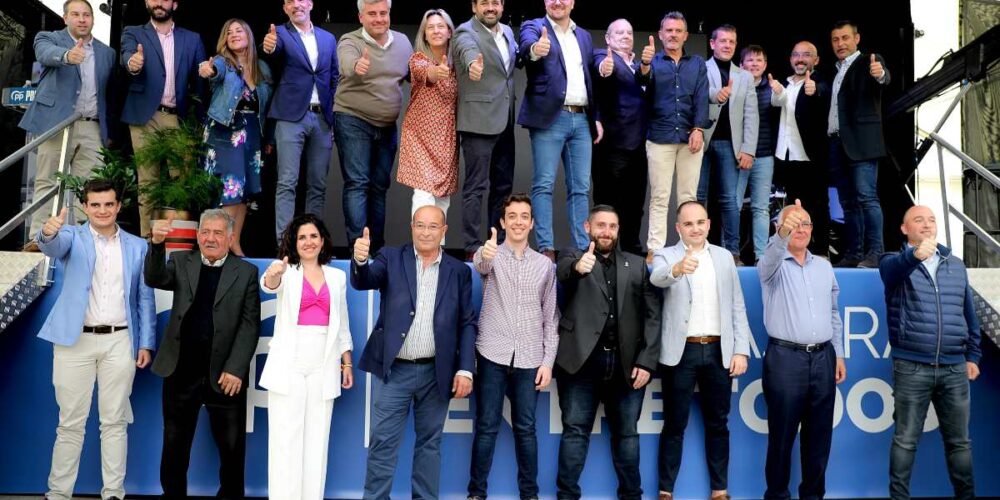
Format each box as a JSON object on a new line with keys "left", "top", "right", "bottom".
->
{"left": 334, "top": 111, "right": 398, "bottom": 252}
{"left": 468, "top": 354, "right": 539, "bottom": 499}
{"left": 830, "top": 137, "right": 883, "bottom": 260}
{"left": 743, "top": 155, "right": 774, "bottom": 261}
{"left": 363, "top": 361, "right": 450, "bottom": 500}
{"left": 889, "top": 359, "right": 974, "bottom": 500}
{"left": 699, "top": 140, "right": 746, "bottom": 255}
{"left": 274, "top": 112, "right": 332, "bottom": 241}
{"left": 528, "top": 110, "right": 592, "bottom": 251}
{"left": 555, "top": 348, "right": 645, "bottom": 500}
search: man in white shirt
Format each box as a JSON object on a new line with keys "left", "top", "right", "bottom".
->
{"left": 649, "top": 200, "right": 751, "bottom": 500}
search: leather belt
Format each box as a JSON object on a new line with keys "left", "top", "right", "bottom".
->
{"left": 562, "top": 104, "right": 586, "bottom": 113}
{"left": 686, "top": 335, "right": 721, "bottom": 344}
{"left": 308, "top": 103, "right": 323, "bottom": 113}
{"left": 83, "top": 325, "right": 128, "bottom": 334}
{"left": 396, "top": 357, "right": 434, "bottom": 364}
{"left": 769, "top": 337, "right": 830, "bottom": 353}
{"left": 157, "top": 105, "right": 177, "bottom": 115}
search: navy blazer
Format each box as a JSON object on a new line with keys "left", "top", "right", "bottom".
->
{"left": 835, "top": 53, "right": 890, "bottom": 161}
{"left": 592, "top": 49, "right": 646, "bottom": 150}
{"left": 120, "top": 22, "right": 206, "bottom": 124}
{"left": 351, "top": 245, "right": 477, "bottom": 399}
{"left": 265, "top": 22, "right": 339, "bottom": 126}
{"left": 19, "top": 29, "right": 115, "bottom": 144}
{"left": 517, "top": 18, "right": 597, "bottom": 131}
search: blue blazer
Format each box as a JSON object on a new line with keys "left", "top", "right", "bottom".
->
{"left": 351, "top": 245, "right": 477, "bottom": 399}
{"left": 517, "top": 18, "right": 597, "bottom": 131}
{"left": 120, "top": 22, "right": 206, "bottom": 124}
{"left": 19, "top": 29, "right": 115, "bottom": 145}
{"left": 36, "top": 224, "right": 156, "bottom": 357}
{"left": 266, "top": 22, "right": 339, "bottom": 126}
{"left": 592, "top": 48, "right": 646, "bottom": 150}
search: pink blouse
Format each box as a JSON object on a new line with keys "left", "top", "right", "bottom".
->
{"left": 297, "top": 280, "right": 330, "bottom": 326}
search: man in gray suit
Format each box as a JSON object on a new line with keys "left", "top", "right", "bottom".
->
{"left": 451, "top": 0, "right": 519, "bottom": 260}
{"left": 649, "top": 200, "right": 750, "bottom": 500}
{"left": 19, "top": 0, "right": 115, "bottom": 248}
{"left": 696, "top": 24, "right": 758, "bottom": 265}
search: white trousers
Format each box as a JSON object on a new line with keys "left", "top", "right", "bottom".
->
{"left": 48, "top": 329, "right": 135, "bottom": 500}
{"left": 411, "top": 189, "right": 451, "bottom": 245}
{"left": 267, "top": 327, "right": 335, "bottom": 500}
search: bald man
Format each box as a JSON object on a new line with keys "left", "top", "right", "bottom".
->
{"left": 879, "top": 205, "right": 980, "bottom": 500}
{"left": 351, "top": 205, "right": 477, "bottom": 499}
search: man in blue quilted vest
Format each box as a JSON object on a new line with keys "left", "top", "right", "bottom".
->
{"left": 879, "top": 205, "right": 982, "bottom": 500}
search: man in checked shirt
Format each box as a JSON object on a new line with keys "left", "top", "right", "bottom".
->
{"left": 467, "top": 193, "right": 559, "bottom": 500}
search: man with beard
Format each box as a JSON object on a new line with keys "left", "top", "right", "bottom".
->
{"left": 770, "top": 41, "right": 832, "bottom": 258}
{"left": 121, "top": 0, "right": 206, "bottom": 236}
{"left": 451, "top": 0, "right": 519, "bottom": 261}
{"left": 592, "top": 19, "right": 647, "bottom": 255}
{"left": 554, "top": 205, "right": 662, "bottom": 500}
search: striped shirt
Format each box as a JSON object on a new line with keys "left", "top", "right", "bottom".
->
{"left": 397, "top": 249, "right": 441, "bottom": 360}
{"left": 473, "top": 243, "right": 559, "bottom": 368}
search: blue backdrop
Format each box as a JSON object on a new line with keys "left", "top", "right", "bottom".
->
{"left": 0, "top": 260, "right": 997, "bottom": 499}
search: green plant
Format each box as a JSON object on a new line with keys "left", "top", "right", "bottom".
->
{"left": 135, "top": 118, "right": 222, "bottom": 214}
{"left": 56, "top": 148, "right": 139, "bottom": 208}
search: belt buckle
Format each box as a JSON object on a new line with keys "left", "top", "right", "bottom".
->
{"left": 805, "top": 343, "right": 818, "bottom": 352}
{"left": 699, "top": 337, "right": 710, "bottom": 344}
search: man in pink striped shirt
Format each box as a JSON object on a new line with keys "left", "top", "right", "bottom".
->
{"left": 467, "top": 193, "right": 559, "bottom": 500}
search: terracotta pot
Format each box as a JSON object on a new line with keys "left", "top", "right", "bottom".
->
{"left": 151, "top": 208, "right": 198, "bottom": 255}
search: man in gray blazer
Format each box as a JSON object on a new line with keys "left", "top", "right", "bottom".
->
{"left": 649, "top": 200, "right": 751, "bottom": 500}
{"left": 697, "top": 24, "right": 758, "bottom": 265}
{"left": 19, "top": 0, "right": 115, "bottom": 248}
{"left": 451, "top": 0, "right": 519, "bottom": 259}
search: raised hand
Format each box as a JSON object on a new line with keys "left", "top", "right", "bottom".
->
{"left": 66, "top": 38, "right": 86, "bottom": 65}
{"left": 803, "top": 69, "right": 816, "bottom": 96}
{"left": 41, "top": 207, "right": 68, "bottom": 238}
{"left": 717, "top": 77, "right": 733, "bottom": 104}
{"left": 672, "top": 245, "right": 700, "bottom": 277}
{"left": 575, "top": 241, "right": 597, "bottom": 275}
{"left": 265, "top": 256, "right": 289, "bottom": 281}
{"left": 263, "top": 24, "right": 278, "bottom": 54}
{"left": 599, "top": 49, "right": 614, "bottom": 77}
{"left": 354, "top": 227, "right": 371, "bottom": 263}
{"left": 869, "top": 53, "right": 884, "bottom": 79}
{"left": 913, "top": 238, "right": 937, "bottom": 261}
{"left": 428, "top": 53, "right": 450, "bottom": 83}
{"left": 641, "top": 35, "right": 656, "bottom": 65}
{"left": 533, "top": 26, "right": 551, "bottom": 58}
{"left": 481, "top": 227, "right": 498, "bottom": 262}
{"left": 128, "top": 43, "right": 144, "bottom": 73}
{"left": 767, "top": 73, "right": 784, "bottom": 95}
{"left": 355, "top": 47, "right": 371, "bottom": 76}
{"left": 150, "top": 212, "right": 175, "bottom": 244}
{"left": 778, "top": 199, "right": 806, "bottom": 238}
{"left": 198, "top": 56, "right": 217, "bottom": 78}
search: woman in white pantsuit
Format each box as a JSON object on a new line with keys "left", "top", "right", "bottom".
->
{"left": 260, "top": 213, "right": 353, "bottom": 500}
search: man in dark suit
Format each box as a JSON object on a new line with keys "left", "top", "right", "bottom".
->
{"left": 828, "top": 20, "right": 890, "bottom": 268}
{"left": 146, "top": 209, "right": 261, "bottom": 500}
{"left": 592, "top": 19, "right": 647, "bottom": 255}
{"left": 121, "top": 0, "right": 206, "bottom": 236}
{"left": 19, "top": 0, "right": 115, "bottom": 247}
{"left": 351, "top": 205, "right": 477, "bottom": 500}
{"left": 555, "top": 205, "right": 662, "bottom": 500}
{"left": 518, "top": 0, "right": 597, "bottom": 259}
{"left": 261, "top": 0, "right": 339, "bottom": 242}
{"left": 452, "top": 0, "right": 520, "bottom": 260}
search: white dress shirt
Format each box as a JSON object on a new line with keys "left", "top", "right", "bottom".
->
{"left": 479, "top": 20, "right": 510, "bottom": 70}
{"left": 293, "top": 23, "right": 321, "bottom": 105}
{"left": 83, "top": 226, "right": 127, "bottom": 327}
{"left": 685, "top": 246, "right": 721, "bottom": 337}
{"left": 543, "top": 17, "right": 588, "bottom": 107}
{"left": 775, "top": 78, "right": 810, "bottom": 162}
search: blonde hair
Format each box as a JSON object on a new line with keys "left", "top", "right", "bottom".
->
{"left": 214, "top": 18, "right": 263, "bottom": 85}
{"left": 414, "top": 9, "right": 455, "bottom": 63}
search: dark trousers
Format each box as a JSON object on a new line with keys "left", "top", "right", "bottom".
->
{"left": 160, "top": 369, "right": 247, "bottom": 500}
{"left": 762, "top": 340, "right": 836, "bottom": 500}
{"left": 657, "top": 342, "right": 733, "bottom": 492}
{"left": 555, "top": 347, "right": 645, "bottom": 500}
{"left": 468, "top": 354, "right": 540, "bottom": 499}
{"left": 460, "top": 122, "right": 516, "bottom": 253}
{"left": 774, "top": 158, "right": 830, "bottom": 256}
{"left": 593, "top": 142, "right": 648, "bottom": 254}
{"left": 334, "top": 111, "right": 398, "bottom": 253}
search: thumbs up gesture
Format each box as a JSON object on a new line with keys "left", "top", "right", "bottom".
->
{"left": 150, "top": 212, "right": 175, "bottom": 244}
{"left": 778, "top": 199, "right": 806, "bottom": 238}
{"left": 869, "top": 53, "right": 884, "bottom": 79}
{"left": 717, "top": 77, "right": 734, "bottom": 104}
{"left": 767, "top": 73, "right": 784, "bottom": 95}
{"left": 67, "top": 38, "right": 86, "bottom": 65}
{"left": 428, "top": 53, "right": 450, "bottom": 83}
{"left": 355, "top": 47, "right": 371, "bottom": 76}
{"left": 672, "top": 246, "right": 700, "bottom": 277}
{"left": 599, "top": 49, "right": 615, "bottom": 77}
{"left": 41, "top": 207, "right": 68, "bottom": 238}
{"left": 469, "top": 53, "right": 485, "bottom": 81}
{"left": 128, "top": 43, "right": 145, "bottom": 72}
{"left": 575, "top": 242, "right": 597, "bottom": 275}
{"left": 533, "top": 26, "right": 551, "bottom": 58}
{"left": 641, "top": 35, "right": 656, "bottom": 66}
{"left": 803, "top": 69, "right": 816, "bottom": 96}
{"left": 354, "top": 227, "right": 371, "bottom": 264}
{"left": 198, "top": 56, "right": 218, "bottom": 78}
{"left": 481, "top": 227, "right": 499, "bottom": 261}
{"left": 265, "top": 256, "right": 289, "bottom": 283}
{"left": 263, "top": 24, "right": 278, "bottom": 54}
{"left": 913, "top": 238, "right": 937, "bottom": 261}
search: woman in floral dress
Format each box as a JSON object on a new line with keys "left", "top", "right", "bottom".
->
{"left": 199, "top": 18, "right": 273, "bottom": 255}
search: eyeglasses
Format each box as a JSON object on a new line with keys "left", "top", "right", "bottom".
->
{"left": 412, "top": 222, "right": 443, "bottom": 232}
{"left": 791, "top": 52, "right": 815, "bottom": 58}
{"left": 798, "top": 221, "right": 814, "bottom": 227}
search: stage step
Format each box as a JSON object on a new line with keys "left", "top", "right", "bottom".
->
{"left": 968, "top": 268, "right": 1000, "bottom": 347}
{"left": 0, "top": 251, "right": 48, "bottom": 334}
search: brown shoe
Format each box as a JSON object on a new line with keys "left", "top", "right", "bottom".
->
{"left": 541, "top": 249, "right": 556, "bottom": 262}
{"left": 22, "top": 240, "right": 40, "bottom": 252}
{"left": 646, "top": 250, "right": 655, "bottom": 264}
{"left": 658, "top": 493, "right": 673, "bottom": 500}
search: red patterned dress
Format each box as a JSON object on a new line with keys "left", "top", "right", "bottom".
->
{"left": 397, "top": 51, "right": 459, "bottom": 198}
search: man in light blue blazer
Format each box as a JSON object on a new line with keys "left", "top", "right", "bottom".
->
{"left": 36, "top": 179, "right": 156, "bottom": 500}
{"left": 649, "top": 200, "right": 750, "bottom": 500}
{"left": 18, "top": 0, "right": 115, "bottom": 246}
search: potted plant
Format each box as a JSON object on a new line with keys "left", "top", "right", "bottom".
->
{"left": 56, "top": 147, "right": 140, "bottom": 231}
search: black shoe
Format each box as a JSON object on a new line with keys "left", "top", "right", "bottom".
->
{"left": 834, "top": 256, "right": 862, "bottom": 268}
{"left": 858, "top": 255, "right": 880, "bottom": 268}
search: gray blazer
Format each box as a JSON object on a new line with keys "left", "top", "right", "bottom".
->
{"left": 649, "top": 242, "right": 751, "bottom": 368}
{"left": 450, "top": 17, "right": 518, "bottom": 135}
{"left": 704, "top": 59, "right": 759, "bottom": 158}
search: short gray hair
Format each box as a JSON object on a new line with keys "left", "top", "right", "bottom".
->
{"left": 358, "top": 0, "right": 391, "bottom": 11}
{"left": 660, "top": 11, "right": 687, "bottom": 31}
{"left": 199, "top": 209, "right": 235, "bottom": 233}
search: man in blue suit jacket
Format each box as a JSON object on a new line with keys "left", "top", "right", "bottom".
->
{"left": 120, "top": 0, "right": 206, "bottom": 236}
{"left": 351, "top": 205, "right": 477, "bottom": 500}
{"left": 19, "top": 0, "right": 115, "bottom": 246}
{"left": 262, "top": 0, "right": 339, "bottom": 242}
{"left": 518, "top": 0, "right": 598, "bottom": 258}
{"left": 36, "top": 179, "right": 156, "bottom": 500}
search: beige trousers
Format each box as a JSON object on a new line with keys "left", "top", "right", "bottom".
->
{"left": 30, "top": 120, "right": 102, "bottom": 238}
{"left": 130, "top": 110, "right": 180, "bottom": 236}
{"left": 645, "top": 141, "right": 705, "bottom": 250}
{"left": 48, "top": 329, "right": 136, "bottom": 500}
